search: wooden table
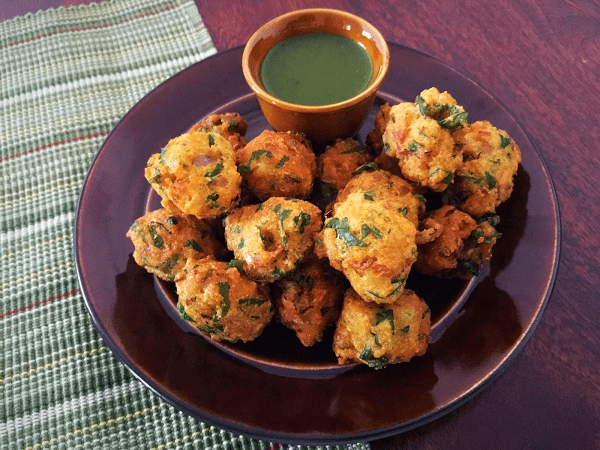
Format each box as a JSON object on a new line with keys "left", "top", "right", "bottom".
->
{"left": 3, "top": 1, "right": 599, "bottom": 449}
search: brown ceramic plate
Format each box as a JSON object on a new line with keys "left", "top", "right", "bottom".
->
{"left": 74, "top": 44, "right": 560, "bottom": 445}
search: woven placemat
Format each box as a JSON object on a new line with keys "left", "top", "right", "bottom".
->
{"left": 0, "top": 1, "right": 371, "bottom": 449}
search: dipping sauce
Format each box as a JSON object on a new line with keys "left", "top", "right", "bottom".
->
{"left": 260, "top": 32, "right": 373, "bottom": 106}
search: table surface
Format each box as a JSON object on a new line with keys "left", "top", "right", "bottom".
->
{"left": 2, "top": 1, "right": 599, "bottom": 449}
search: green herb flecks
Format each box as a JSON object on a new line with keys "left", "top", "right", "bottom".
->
{"left": 359, "top": 346, "right": 389, "bottom": 370}
{"left": 414, "top": 194, "right": 426, "bottom": 204}
{"left": 415, "top": 95, "right": 429, "bottom": 116}
{"left": 484, "top": 171, "right": 497, "bottom": 189}
{"left": 398, "top": 207, "right": 408, "bottom": 216}
{"left": 422, "top": 308, "right": 431, "bottom": 319}
{"left": 218, "top": 282, "right": 230, "bottom": 317}
{"left": 499, "top": 134, "right": 511, "bottom": 148}
{"left": 237, "top": 238, "right": 245, "bottom": 249}
{"left": 160, "top": 146, "right": 167, "bottom": 164}
{"left": 208, "top": 134, "right": 215, "bottom": 146}
{"left": 370, "top": 331, "right": 382, "bottom": 347}
{"left": 441, "top": 171, "right": 455, "bottom": 184}
{"left": 293, "top": 212, "right": 311, "bottom": 235}
{"left": 148, "top": 225, "right": 163, "bottom": 249}
{"left": 361, "top": 224, "right": 383, "bottom": 240}
{"left": 340, "top": 145, "right": 366, "bottom": 155}
{"left": 363, "top": 190, "right": 375, "bottom": 201}
{"left": 375, "top": 306, "right": 395, "bottom": 333}
{"left": 408, "top": 141, "right": 421, "bottom": 152}
{"left": 225, "top": 259, "right": 244, "bottom": 274}
{"left": 207, "top": 192, "right": 220, "bottom": 208}
{"left": 351, "top": 162, "right": 378, "bottom": 176}
{"left": 166, "top": 216, "right": 178, "bottom": 225}
{"left": 177, "top": 301, "right": 195, "bottom": 323}
{"left": 238, "top": 149, "right": 273, "bottom": 175}
{"left": 205, "top": 163, "right": 224, "bottom": 178}
{"left": 400, "top": 325, "right": 410, "bottom": 334}
{"left": 276, "top": 155, "right": 289, "bottom": 168}
{"left": 184, "top": 239, "right": 202, "bottom": 252}
{"left": 469, "top": 228, "right": 502, "bottom": 244}
{"left": 460, "top": 259, "right": 481, "bottom": 276}
{"left": 438, "top": 107, "right": 468, "bottom": 130}
{"left": 324, "top": 217, "right": 368, "bottom": 247}
{"left": 238, "top": 297, "right": 268, "bottom": 308}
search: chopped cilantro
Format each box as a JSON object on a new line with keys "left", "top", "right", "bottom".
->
{"left": 359, "top": 346, "right": 389, "bottom": 370}
{"left": 166, "top": 216, "right": 178, "bottom": 225}
{"left": 177, "top": 301, "right": 195, "bottom": 323}
{"left": 238, "top": 297, "right": 268, "bottom": 308}
{"left": 205, "top": 163, "right": 223, "bottom": 178}
{"left": 484, "top": 171, "right": 497, "bottom": 189}
{"left": 225, "top": 259, "right": 244, "bottom": 274}
{"left": 324, "top": 217, "right": 368, "bottom": 247}
{"left": 208, "top": 134, "right": 215, "bottom": 146}
{"left": 218, "top": 282, "right": 230, "bottom": 316}
{"left": 351, "top": 162, "right": 378, "bottom": 176}
{"left": 340, "top": 145, "right": 366, "bottom": 154}
{"left": 238, "top": 149, "right": 273, "bottom": 174}
{"left": 375, "top": 306, "right": 395, "bottom": 333}
{"left": 148, "top": 225, "right": 163, "bottom": 249}
{"left": 408, "top": 141, "right": 421, "bottom": 152}
{"left": 363, "top": 190, "right": 375, "bottom": 201}
{"left": 293, "top": 212, "right": 311, "bottom": 235}
{"left": 276, "top": 155, "right": 289, "bottom": 168}
{"left": 499, "top": 134, "right": 511, "bottom": 148}
{"left": 184, "top": 239, "right": 202, "bottom": 252}
{"left": 361, "top": 224, "right": 383, "bottom": 239}
{"left": 400, "top": 325, "right": 410, "bottom": 334}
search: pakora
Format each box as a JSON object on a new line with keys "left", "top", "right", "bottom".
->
{"left": 223, "top": 197, "right": 323, "bottom": 281}
{"left": 145, "top": 131, "right": 241, "bottom": 219}
{"left": 175, "top": 257, "right": 273, "bottom": 343}
{"left": 333, "top": 288, "right": 431, "bottom": 368}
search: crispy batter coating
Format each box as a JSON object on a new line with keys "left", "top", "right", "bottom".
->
{"left": 223, "top": 197, "right": 323, "bottom": 281}
{"left": 444, "top": 121, "right": 522, "bottom": 217}
{"left": 318, "top": 138, "right": 373, "bottom": 191}
{"left": 333, "top": 288, "right": 431, "bottom": 368}
{"left": 145, "top": 131, "right": 241, "bottom": 219}
{"left": 319, "top": 184, "right": 417, "bottom": 303}
{"left": 333, "top": 170, "right": 425, "bottom": 228}
{"left": 236, "top": 130, "right": 316, "bottom": 200}
{"left": 175, "top": 258, "right": 273, "bottom": 343}
{"left": 126, "top": 208, "right": 223, "bottom": 281}
{"left": 274, "top": 257, "right": 345, "bottom": 347}
{"left": 414, "top": 205, "right": 501, "bottom": 278}
{"left": 415, "top": 87, "right": 468, "bottom": 126}
{"left": 190, "top": 112, "right": 248, "bottom": 152}
{"left": 382, "top": 102, "right": 462, "bottom": 192}
{"left": 366, "top": 102, "right": 391, "bottom": 154}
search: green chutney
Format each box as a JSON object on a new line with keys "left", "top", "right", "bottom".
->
{"left": 260, "top": 32, "right": 373, "bottom": 106}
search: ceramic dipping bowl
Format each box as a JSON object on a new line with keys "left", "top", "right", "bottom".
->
{"left": 242, "top": 8, "right": 390, "bottom": 144}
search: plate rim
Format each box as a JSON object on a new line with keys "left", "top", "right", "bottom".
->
{"left": 74, "top": 42, "right": 561, "bottom": 445}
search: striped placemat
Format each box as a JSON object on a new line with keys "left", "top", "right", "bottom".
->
{"left": 0, "top": 1, "right": 371, "bottom": 449}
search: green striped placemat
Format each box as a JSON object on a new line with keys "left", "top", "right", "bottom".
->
{"left": 0, "top": 1, "right": 370, "bottom": 449}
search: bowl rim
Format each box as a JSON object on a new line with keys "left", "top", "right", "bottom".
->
{"left": 242, "top": 8, "right": 390, "bottom": 113}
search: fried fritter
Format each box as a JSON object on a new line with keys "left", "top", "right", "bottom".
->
{"left": 333, "top": 288, "right": 431, "bottom": 368}
{"left": 381, "top": 102, "right": 461, "bottom": 192}
{"left": 126, "top": 208, "right": 223, "bottom": 281}
{"left": 333, "top": 170, "right": 425, "bottom": 228}
{"left": 415, "top": 87, "right": 468, "bottom": 127}
{"left": 318, "top": 138, "right": 373, "bottom": 191}
{"left": 145, "top": 131, "right": 241, "bottom": 219}
{"left": 190, "top": 112, "right": 248, "bottom": 152}
{"left": 274, "top": 257, "right": 345, "bottom": 347}
{"left": 236, "top": 130, "right": 316, "bottom": 200}
{"left": 175, "top": 258, "right": 273, "bottom": 343}
{"left": 444, "top": 121, "right": 522, "bottom": 217}
{"left": 414, "top": 205, "right": 501, "bottom": 278}
{"left": 223, "top": 197, "right": 323, "bottom": 281}
{"left": 318, "top": 182, "right": 417, "bottom": 304}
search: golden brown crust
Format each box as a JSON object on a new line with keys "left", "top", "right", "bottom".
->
{"left": 445, "top": 120, "right": 522, "bottom": 217}
{"left": 145, "top": 131, "right": 241, "bottom": 219}
{"left": 274, "top": 257, "right": 345, "bottom": 347}
{"left": 317, "top": 138, "right": 373, "bottom": 191}
{"left": 175, "top": 258, "right": 273, "bottom": 343}
{"left": 236, "top": 130, "right": 316, "bottom": 200}
{"left": 126, "top": 208, "right": 224, "bottom": 281}
{"left": 223, "top": 197, "right": 323, "bottom": 281}
{"left": 190, "top": 112, "right": 248, "bottom": 153}
{"left": 333, "top": 288, "right": 431, "bottom": 368}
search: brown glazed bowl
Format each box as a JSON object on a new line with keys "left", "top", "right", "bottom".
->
{"left": 242, "top": 8, "right": 390, "bottom": 143}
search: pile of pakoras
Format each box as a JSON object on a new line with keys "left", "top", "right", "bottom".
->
{"left": 126, "top": 87, "right": 521, "bottom": 369}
